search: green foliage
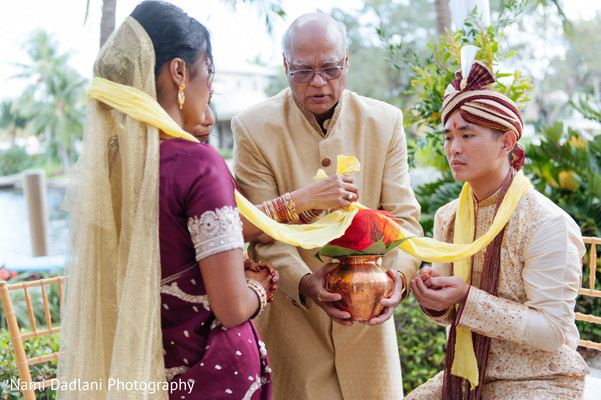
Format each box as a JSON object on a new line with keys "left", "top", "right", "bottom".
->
{"left": 217, "top": 147, "right": 234, "bottom": 160}
{"left": 314, "top": 238, "right": 411, "bottom": 262}
{"left": 0, "top": 99, "right": 28, "bottom": 142}
{"left": 335, "top": 0, "right": 439, "bottom": 107}
{"left": 523, "top": 119, "right": 601, "bottom": 237}
{"left": 395, "top": 296, "right": 447, "bottom": 394}
{"left": 414, "top": 175, "right": 463, "bottom": 238}
{"left": 573, "top": 94, "right": 601, "bottom": 123}
{"left": 0, "top": 146, "right": 35, "bottom": 176}
{"left": 0, "top": 329, "right": 59, "bottom": 399}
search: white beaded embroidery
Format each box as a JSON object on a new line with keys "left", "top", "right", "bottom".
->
{"left": 242, "top": 375, "right": 263, "bottom": 400}
{"left": 160, "top": 282, "right": 210, "bottom": 310}
{"left": 188, "top": 206, "right": 244, "bottom": 261}
{"left": 165, "top": 366, "right": 190, "bottom": 380}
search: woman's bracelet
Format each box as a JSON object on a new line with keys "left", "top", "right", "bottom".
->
{"left": 299, "top": 208, "right": 322, "bottom": 224}
{"left": 262, "top": 192, "right": 299, "bottom": 223}
{"left": 247, "top": 278, "right": 268, "bottom": 319}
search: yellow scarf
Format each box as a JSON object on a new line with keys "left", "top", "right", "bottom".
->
{"left": 450, "top": 174, "right": 531, "bottom": 388}
{"left": 87, "top": 77, "right": 533, "bottom": 386}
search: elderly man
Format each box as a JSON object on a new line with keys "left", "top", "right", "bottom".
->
{"left": 233, "top": 12, "right": 422, "bottom": 400}
{"left": 406, "top": 61, "right": 590, "bottom": 399}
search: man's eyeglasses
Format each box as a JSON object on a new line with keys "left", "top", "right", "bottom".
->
{"left": 287, "top": 59, "right": 345, "bottom": 83}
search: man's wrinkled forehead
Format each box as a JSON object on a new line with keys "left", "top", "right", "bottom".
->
{"left": 287, "top": 54, "right": 343, "bottom": 69}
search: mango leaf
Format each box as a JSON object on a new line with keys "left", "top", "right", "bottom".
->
{"left": 386, "top": 237, "right": 414, "bottom": 251}
{"left": 314, "top": 237, "right": 413, "bottom": 263}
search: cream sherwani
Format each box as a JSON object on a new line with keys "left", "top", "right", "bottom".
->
{"left": 406, "top": 187, "right": 590, "bottom": 400}
{"left": 233, "top": 88, "right": 422, "bottom": 400}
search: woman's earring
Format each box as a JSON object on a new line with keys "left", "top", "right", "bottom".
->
{"left": 178, "top": 83, "right": 185, "bottom": 109}
{"left": 178, "top": 60, "right": 186, "bottom": 109}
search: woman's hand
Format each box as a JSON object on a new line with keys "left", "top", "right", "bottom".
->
{"left": 244, "top": 259, "right": 279, "bottom": 302}
{"left": 291, "top": 174, "right": 359, "bottom": 213}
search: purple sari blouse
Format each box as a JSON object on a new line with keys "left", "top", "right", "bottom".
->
{"left": 159, "top": 139, "right": 271, "bottom": 400}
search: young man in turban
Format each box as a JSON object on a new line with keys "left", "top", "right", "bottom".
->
{"left": 406, "top": 61, "right": 590, "bottom": 399}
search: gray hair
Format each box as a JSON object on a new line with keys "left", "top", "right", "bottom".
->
{"left": 281, "top": 14, "right": 348, "bottom": 61}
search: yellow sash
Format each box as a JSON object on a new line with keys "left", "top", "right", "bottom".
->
{"left": 87, "top": 77, "right": 534, "bottom": 386}
{"left": 450, "top": 174, "right": 531, "bottom": 388}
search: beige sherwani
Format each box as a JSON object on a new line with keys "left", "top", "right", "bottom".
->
{"left": 406, "top": 187, "right": 590, "bottom": 400}
{"left": 233, "top": 88, "right": 422, "bottom": 400}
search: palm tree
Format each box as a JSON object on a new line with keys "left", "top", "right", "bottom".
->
{"left": 12, "top": 30, "right": 87, "bottom": 171}
{"left": 0, "top": 99, "right": 27, "bottom": 146}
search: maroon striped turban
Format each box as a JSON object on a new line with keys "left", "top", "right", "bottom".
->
{"left": 441, "top": 61, "right": 525, "bottom": 170}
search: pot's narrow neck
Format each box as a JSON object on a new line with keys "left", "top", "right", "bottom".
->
{"left": 338, "top": 255, "right": 382, "bottom": 265}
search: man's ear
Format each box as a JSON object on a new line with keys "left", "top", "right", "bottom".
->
{"left": 167, "top": 57, "right": 186, "bottom": 87}
{"left": 282, "top": 53, "right": 289, "bottom": 75}
{"left": 500, "top": 130, "right": 517, "bottom": 157}
{"left": 344, "top": 49, "right": 349, "bottom": 70}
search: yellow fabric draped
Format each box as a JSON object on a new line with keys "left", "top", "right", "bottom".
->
{"left": 87, "top": 77, "right": 200, "bottom": 143}
{"left": 87, "top": 77, "right": 534, "bottom": 388}
{"left": 450, "top": 173, "right": 532, "bottom": 388}
{"left": 86, "top": 77, "right": 532, "bottom": 259}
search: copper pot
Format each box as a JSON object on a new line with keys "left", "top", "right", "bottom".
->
{"left": 325, "top": 255, "right": 394, "bottom": 322}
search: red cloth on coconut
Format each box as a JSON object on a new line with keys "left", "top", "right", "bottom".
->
{"left": 328, "top": 209, "right": 401, "bottom": 251}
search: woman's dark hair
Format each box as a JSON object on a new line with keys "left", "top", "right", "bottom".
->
{"left": 130, "top": 0, "right": 213, "bottom": 78}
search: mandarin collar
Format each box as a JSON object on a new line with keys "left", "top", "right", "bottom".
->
{"left": 292, "top": 90, "right": 345, "bottom": 138}
{"left": 472, "top": 169, "right": 515, "bottom": 207}
{"left": 472, "top": 187, "right": 502, "bottom": 208}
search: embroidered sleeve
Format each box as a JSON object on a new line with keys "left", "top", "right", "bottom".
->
{"left": 457, "top": 287, "right": 528, "bottom": 343}
{"left": 423, "top": 305, "right": 455, "bottom": 326}
{"left": 187, "top": 205, "right": 244, "bottom": 261}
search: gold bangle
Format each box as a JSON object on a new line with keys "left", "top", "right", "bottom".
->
{"left": 247, "top": 278, "right": 267, "bottom": 319}
{"left": 263, "top": 194, "right": 299, "bottom": 223}
{"left": 299, "top": 208, "right": 322, "bottom": 224}
{"left": 397, "top": 270, "right": 410, "bottom": 301}
{"left": 282, "top": 192, "right": 299, "bottom": 222}
{"left": 262, "top": 200, "right": 276, "bottom": 221}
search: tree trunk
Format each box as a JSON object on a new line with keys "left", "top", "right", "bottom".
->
{"left": 435, "top": 0, "right": 452, "bottom": 36}
{"left": 99, "top": 0, "right": 117, "bottom": 48}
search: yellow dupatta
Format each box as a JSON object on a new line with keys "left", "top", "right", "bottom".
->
{"left": 450, "top": 173, "right": 532, "bottom": 388}
{"left": 87, "top": 76, "right": 533, "bottom": 387}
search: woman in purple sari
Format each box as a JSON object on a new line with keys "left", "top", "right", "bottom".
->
{"left": 128, "top": 3, "right": 278, "bottom": 398}
{"left": 159, "top": 135, "right": 273, "bottom": 399}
